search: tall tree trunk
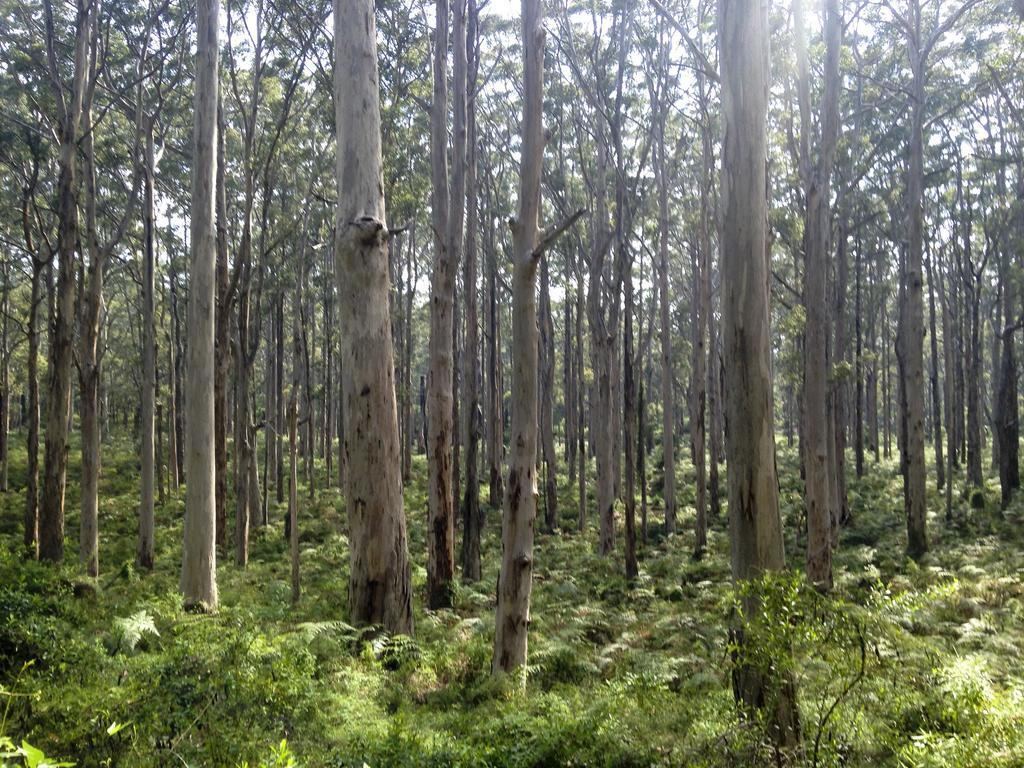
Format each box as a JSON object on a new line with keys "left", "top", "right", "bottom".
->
{"left": 719, "top": 0, "right": 800, "bottom": 748}
{"left": 796, "top": 0, "right": 841, "bottom": 589}
{"left": 900, "top": 35, "right": 928, "bottom": 558}
{"left": 276, "top": 293, "right": 285, "bottom": 503}
{"left": 181, "top": 0, "right": 220, "bottom": 609}
{"left": 925, "top": 246, "right": 945, "bottom": 492}
{"left": 214, "top": 97, "right": 231, "bottom": 550}
{"left": 460, "top": 0, "right": 482, "bottom": 581}
{"left": 493, "top": 0, "right": 561, "bottom": 674}
{"left": 539, "top": 256, "right": 558, "bottom": 532}
{"left": 623, "top": 245, "right": 638, "bottom": 580}
{"left": 656, "top": 91, "right": 677, "bottom": 537}
{"left": 139, "top": 122, "right": 157, "bottom": 570}
{"left": 487, "top": 194, "right": 503, "bottom": 507}
{"left": 334, "top": 0, "right": 413, "bottom": 634}
{"left": 25, "top": 259, "right": 44, "bottom": 557}
{"left": 40, "top": 0, "right": 92, "bottom": 564}
{"left": 426, "top": 0, "right": 461, "bottom": 608}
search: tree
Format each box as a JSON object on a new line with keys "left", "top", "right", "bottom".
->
{"left": 38, "top": 0, "right": 93, "bottom": 564}
{"left": 890, "top": 0, "right": 981, "bottom": 558}
{"left": 334, "top": 0, "right": 414, "bottom": 634}
{"left": 796, "top": 0, "right": 842, "bottom": 589}
{"left": 493, "top": 0, "right": 581, "bottom": 673}
{"left": 718, "top": 0, "right": 800, "bottom": 748}
{"left": 180, "top": 0, "right": 220, "bottom": 610}
{"left": 426, "top": 0, "right": 462, "bottom": 609}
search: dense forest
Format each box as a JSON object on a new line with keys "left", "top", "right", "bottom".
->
{"left": 0, "top": 0, "right": 1022, "bottom": 765}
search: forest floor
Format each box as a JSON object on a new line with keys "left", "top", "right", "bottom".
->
{"left": 1, "top": 435, "right": 1023, "bottom": 767}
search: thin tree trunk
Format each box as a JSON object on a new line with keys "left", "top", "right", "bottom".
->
{"left": 460, "top": 0, "right": 482, "bottom": 581}
{"left": 539, "top": 256, "right": 558, "bottom": 532}
{"left": 139, "top": 122, "right": 157, "bottom": 570}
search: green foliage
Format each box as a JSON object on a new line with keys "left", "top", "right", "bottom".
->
{"left": 1, "top": 441, "right": 1023, "bottom": 766}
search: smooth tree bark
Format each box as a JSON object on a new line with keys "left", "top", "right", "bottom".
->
{"left": 139, "top": 119, "right": 159, "bottom": 570}
{"left": 426, "top": 0, "right": 461, "bottom": 608}
{"left": 334, "top": 0, "right": 414, "bottom": 634}
{"left": 539, "top": 255, "right": 558, "bottom": 532}
{"left": 460, "top": 0, "right": 482, "bottom": 582}
{"left": 180, "top": 0, "right": 220, "bottom": 610}
{"left": 494, "top": 0, "right": 552, "bottom": 675}
{"left": 39, "top": 0, "right": 92, "bottom": 564}
{"left": 654, "top": 70, "right": 677, "bottom": 537}
{"left": 718, "top": 0, "right": 800, "bottom": 748}
{"left": 796, "top": 0, "right": 841, "bottom": 589}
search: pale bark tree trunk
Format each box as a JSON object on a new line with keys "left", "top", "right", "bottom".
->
{"left": 797, "top": 0, "right": 841, "bottom": 589}
{"left": 493, "top": 0, "right": 580, "bottom": 675}
{"left": 426, "top": 0, "right": 461, "bottom": 608}
{"left": 39, "top": 0, "right": 92, "bottom": 564}
{"left": 623, "top": 243, "right": 639, "bottom": 580}
{"left": 460, "top": 0, "right": 482, "bottom": 580}
{"left": 181, "top": 0, "right": 220, "bottom": 609}
{"left": 655, "top": 85, "right": 677, "bottom": 537}
{"left": 719, "top": 0, "right": 800, "bottom": 748}
{"left": 334, "top": 0, "right": 414, "bottom": 634}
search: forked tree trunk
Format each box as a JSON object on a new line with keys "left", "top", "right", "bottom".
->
{"left": 493, "top": 0, "right": 547, "bottom": 675}
{"left": 334, "top": 0, "right": 413, "bottom": 634}
{"left": 719, "top": 0, "right": 800, "bottom": 749}
{"left": 180, "top": 0, "right": 220, "bottom": 610}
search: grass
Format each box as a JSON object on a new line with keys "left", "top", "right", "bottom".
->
{"left": 0, "top": 429, "right": 1023, "bottom": 767}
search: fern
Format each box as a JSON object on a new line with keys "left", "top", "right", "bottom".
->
{"left": 293, "top": 621, "right": 358, "bottom": 643}
{"left": 109, "top": 611, "right": 159, "bottom": 655}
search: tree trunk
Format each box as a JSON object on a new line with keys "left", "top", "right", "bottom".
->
{"left": 214, "top": 97, "right": 231, "bottom": 550}
{"left": 539, "top": 256, "right": 558, "bottom": 532}
{"left": 25, "top": 259, "right": 44, "bottom": 558}
{"left": 900, "top": 41, "right": 928, "bottom": 558}
{"left": 426, "top": 0, "right": 460, "bottom": 609}
{"left": 925, "top": 246, "right": 945, "bottom": 492}
{"left": 180, "top": 0, "right": 220, "bottom": 609}
{"left": 719, "top": 0, "right": 800, "bottom": 748}
{"left": 493, "top": 0, "right": 548, "bottom": 675}
{"left": 40, "top": 0, "right": 92, "bottom": 565}
{"left": 334, "top": 0, "right": 414, "bottom": 634}
{"left": 796, "top": 0, "right": 840, "bottom": 589}
{"left": 139, "top": 122, "right": 157, "bottom": 571}
{"left": 460, "top": 0, "right": 482, "bottom": 581}
{"left": 656, "top": 90, "right": 677, "bottom": 538}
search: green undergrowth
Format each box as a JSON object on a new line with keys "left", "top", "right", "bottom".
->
{"left": 1, "top": 433, "right": 1023, "bottom": 767}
